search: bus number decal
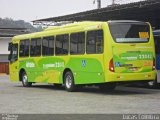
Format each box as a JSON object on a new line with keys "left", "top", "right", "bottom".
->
{"left": 139, "top": 54, "right": 152, "bottom": 59}
{"left": 43, "top": 62, "right": 64, "bottom": 69}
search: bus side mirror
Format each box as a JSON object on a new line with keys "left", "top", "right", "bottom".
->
{"left": 8, "top": 54, "right": 11, "bottom": 61}
{"left": 8, "top": 43, "right": 12, "bottom": 51}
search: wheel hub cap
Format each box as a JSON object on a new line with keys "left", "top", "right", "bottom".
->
{"left": 66, "top": 75, "right": 72, "bottom": 88}
{"left": 23, "top": 75, "right": 28, "bottom": 84}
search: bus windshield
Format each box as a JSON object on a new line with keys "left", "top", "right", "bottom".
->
{"left": 109, "top": 22, "right": 150, "bottom": 43}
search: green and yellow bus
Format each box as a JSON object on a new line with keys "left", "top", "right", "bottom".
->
{"left": 8, "top": 20, "right": 156, "bottom": 92}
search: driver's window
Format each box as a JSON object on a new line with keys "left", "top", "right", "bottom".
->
{"left": 11, "top": 44, "right": 18, "bottom": 62}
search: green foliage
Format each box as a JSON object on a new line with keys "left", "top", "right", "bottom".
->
{"left": 0, "top": 17, "right": 43, "bottom": 32}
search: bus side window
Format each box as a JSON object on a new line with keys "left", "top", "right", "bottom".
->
{"left": 42, "top": 38, "right": 49, "bottom": 56}
{"left": 48, "top": 37, "right": 54, "bottom": 55}
{"left": 87, "top": 30, "right": 104, "bottom": 54}
{"left": 19, "top": 39, "right": 29, "bottom": 57}
{"left": 42, "top": 36, "right": 54, "bottom": 56}
{"left": 20, "top": 40, "right": 25, "bottom": 57}
{"left": 36, "top": 39, "right": 41, "bottom": 56}
{"left": 30, "top": 38, "right": 41, "bottom": 57}
{"left": 96, "top": 30, "right": 104, "bottom": 53}
{"left": 70, "top": 32, "right": 85, "bottom": 55}
{"left": 25, "top": 40, "right": 29, "bottom": 56}
{"left": 55, "top": 34, "right": 69, "bottom": 55}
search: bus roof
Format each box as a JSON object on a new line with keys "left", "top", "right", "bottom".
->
{"left": 12, "top": 21, "right": 104, "bottom": 41}
{"left": 108, "top": 20, "right": 145, "bottom": 23}
{"left": 44, "top": 21, "right": 103, "bottom": 31}
{"left": 12, "top": 20, "right": 148, "bottom": 41}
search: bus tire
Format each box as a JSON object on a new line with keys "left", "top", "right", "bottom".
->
{"left": 145, "top": 74, "right": 160, "bottom": 89}
{"left": 64, "top": 71, "right": 76, "bottom": 92}
{"left": 99, "top": 82, "right": 116, "bottom": 91}
{"left": 21, "top": 71, "right": 32, "bottom": 87}
{"left": 147, "top": 79, "right": 159, "bottom": 89}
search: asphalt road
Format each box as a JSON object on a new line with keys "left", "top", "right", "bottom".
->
{"left": 0, "top": 75, "right": 160, "bottom": 114}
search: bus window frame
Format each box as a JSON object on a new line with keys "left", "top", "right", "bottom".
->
{"left": 55, "top": 34, "right": 69, "bottom": 56}
{"left": 19, "top": 39, "right": 30, "bottom": 58}
{"left": 108, "top": 22, "right": 150, "bottom": 43}
{"left": 30, "top": 38, "right": 42, "bottom": 57}
{"left": 70, "top": 32, "right": 85, "bottom": 55}
{"left": 86, "top": 29, "right": 104, "bottom": 54}
{"left": 42, "top": 36, "right": 54, "bottom": 56}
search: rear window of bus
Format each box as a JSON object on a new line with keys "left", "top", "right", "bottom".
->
{"left": 109, "top": 22, "right": 150, "bottom": 43}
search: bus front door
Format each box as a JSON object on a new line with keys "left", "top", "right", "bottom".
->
{"left": 9, "top": 43, "right": 19, "bottom": 81}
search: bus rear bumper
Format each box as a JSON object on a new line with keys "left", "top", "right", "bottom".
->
{"left": 106, "top": 71, "right": 156, "bottom": 82}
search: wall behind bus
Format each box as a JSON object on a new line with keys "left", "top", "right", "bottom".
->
{"left": 0, "top": 37, "right": 11, "bottom": 74}
{"left": 0, "top": 37, "right": 11, "bottom": 55}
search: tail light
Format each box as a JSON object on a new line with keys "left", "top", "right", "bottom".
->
{"left": 109, "top": 58, "right": 114, "bottom": 72}
{"left": 152, "top": 57, "right": 156, "bottom": 70}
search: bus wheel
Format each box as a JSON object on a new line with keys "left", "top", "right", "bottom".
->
{"left": 64, "top": 71, "right": 76, "bottom": 92}
{"left": 147, "top": 80, "right": 158, "bottom": 89}
{"left": 99, "top": 83, "right": 116, "bottom": 91}
{"left": 146, "top": 75, "right": 159, "bottom": 89}
{"left": 21, "top": 72, "right": 32, "bottom": 87}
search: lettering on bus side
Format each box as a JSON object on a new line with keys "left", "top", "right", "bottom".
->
{"left": 26, "top": 62, "right": 35, "bottom": 68}
{"left": 43, "top": 62, "right": 64, "bottom": 69}
{"left": 115, "top": 62, "right": 133, "bottom": 67}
